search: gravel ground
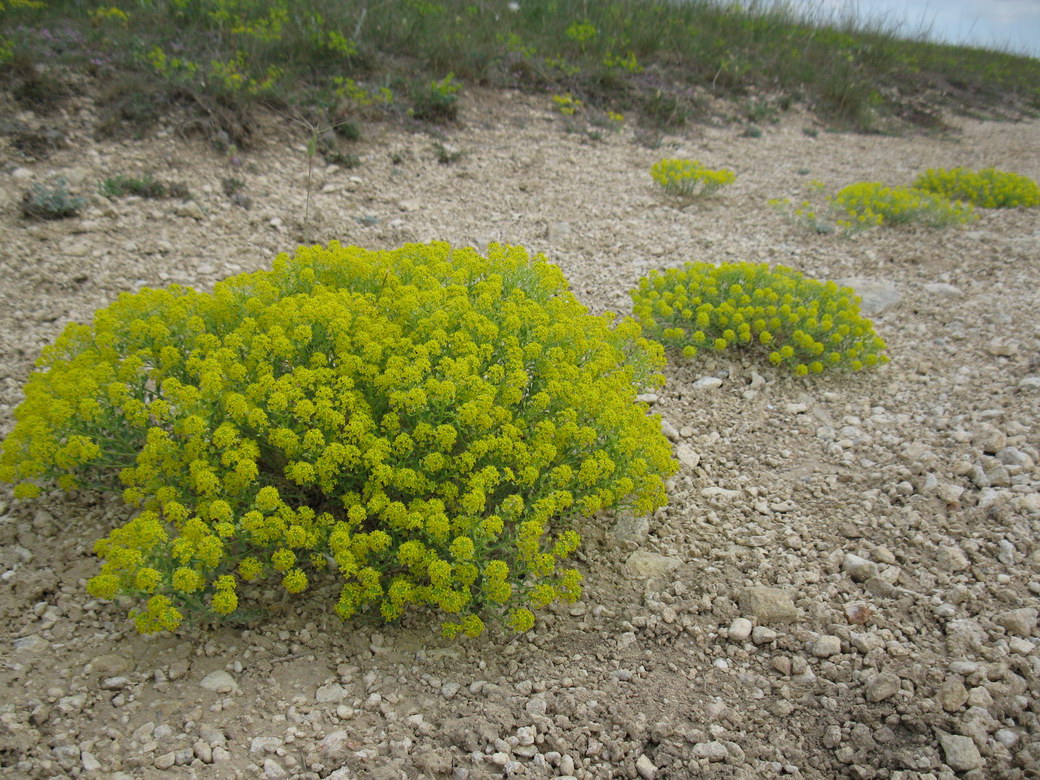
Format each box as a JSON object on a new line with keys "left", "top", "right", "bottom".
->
{"left": 1, "top": 87, "right": 1039, "bottom": 780}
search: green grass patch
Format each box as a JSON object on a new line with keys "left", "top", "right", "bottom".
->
{"left": 2, "top": 0, "right": 1039, "bottom": 139}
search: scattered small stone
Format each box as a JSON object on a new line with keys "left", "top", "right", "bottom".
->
{"left": 844, "top": 602, "right": 872, "bottom": 625}
{"left": 693, "top": 741, "right": 729, "bottom": 762}
{"left": 675, "top": 443, "right": 700, "bottom": 469}
{"left": 939, "top": 732, "right": 983, "bottom": 772}
{"left": 972, "top": 425, "right": 1007, "bottom": 454}
{"left": 693, "top": 376, "right": 723, "bottom": 390}
{"left": 100, "top": 676, "right": 130, "bottom": 690}
{"left": 939, "top": 680, "right": 968, "bottom": 711}
{"left": 199, "top": 670, "right": 237, "bottom": 693}
{"left": 740, "top": 587, "right": 798, "bottom": 624}
{"left": 81, "top": 750, "right": 101, "bottom": 772}
{"left": 751, "top": 626, "right": 777, "bottom": 645}
{"left": 154, "top": 752, "right": 176, "bottom": 770}
{"left": 316, "top": 682, "right": 349, "bottom": 702}
{"left": 838, "top": 278, "right": 901, "bottom": 314}
{"left": 923, "top": 282, "right": 963, "bottom": 297}
{"left": 937, "top": 545, "right": 970, "bottom": 572}
{"left": 624, "top": 551, "right": 682, "bottom": 579}
{"left": 865, "top": 673, "right": 900, "bottom": 702}
{"left": 937, "top": 483, "right": 965, "bottom": 505}
{"left": 636, "top": 753, "right": 658, "bottom": 778}
{"left": 985, "top": 339, "right": 1017, "bottom": 358}
{"left": 995, "top": 608, "right": 1037, "bottom": 637}
{"left": 264, "top": 757, "right": 288, "bottom": 779}
{"left": 728, "top": 617, "right": 753, "bottom": 642}
{"left": 842, "top": 553, "right": 878, "bottom": 583}
{"left": 701, "top": 486, "right": 741, "bottom": 501}
{"left": 174, "top": 200, "right": 205, "bottom": 220}
{"left": 812, "top": 635, "right": 841, "bottom": 658}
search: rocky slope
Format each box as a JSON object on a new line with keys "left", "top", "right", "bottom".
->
{"left": 1, "top": 88, "right": 1039, "bottom": 779}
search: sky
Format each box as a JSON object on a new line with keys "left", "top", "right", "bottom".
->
{"left": 783, "top": 0, "right": 1040, "bottom": 56}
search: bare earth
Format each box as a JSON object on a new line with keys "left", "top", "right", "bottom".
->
{"left": 1, "top": 88, "right": 1039, "bottom": 780}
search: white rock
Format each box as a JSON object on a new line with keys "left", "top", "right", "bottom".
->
{"left": 636, "top": 753, "right": 658, "bottom": 778}
{"left": 263, "top": 757, "right": 287, "bottom": 779}
{"left": 693, "top": 376, "right": 723, "bottom": 389}
{"left": 937, "top": 545, "right": 970, "bottom": 571}
{"left": 812, "top": 635, "right": 841, "bottom": 658}
{"left": 842, "top": 553, "right": 878, "bottom": 582}
{"left": 675, "top": 444, "right": 700, "bottom": 469}
{"left": 752, "top": 626, "right": 777, "bottom": 645}
{"left": 625, "top": 551, "right": 682, "bottom": 579}
{"left": 525, "top": 695, "right": 548, "bottom": 717}
{"left": 81, "top": 750, "right": 101, "bottom": 772}
{"left": 995, "top": 608, "right": 1037, "bottom": 637}
{"left": 701, "top": 486, "right": 740, "bottom": 501}
{"left": 320, "top": 730, "right": 353, "bottom": 761}
{"left": 612, "top": 511, "right": 650, "bottom": 543}
{"left": 199, "top": 670, "right": 237, "bottom": 693}
{"left": 11, "top": 167, "right": 33, "bottom": 180}
{"left": 728, "top": 618, "right": 753, "bottom": 642}
{"left": 937, "top": 483, "right": 964, "bottom": 504}
{"left": 923, "top": 282, "right": 963, "bottom": 296}
{"left": 693, "top": 741, "right": 728, "bottom": 761}
{"left": 250, "top": 737, "right": 283, "bottom": 755}
{"left": 740, "top": 587, "right": 798, "bottom": 624}
{"left": 154, "top": 752, "right": 176, "bottom": 770}
{"left": 939, "top": 733, "right": 982, "bottom": 772}
{"left": 316, "top": 682, "right": 349, "bottom": 702}
{"left": 838, "top": 278, "right": 901, "bottom": 314}
{"left": 865, "top": 672, "right": 900, "bottom": 702}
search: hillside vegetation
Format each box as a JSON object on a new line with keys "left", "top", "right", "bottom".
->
{"left": 3, "top": 0, "right": 1040, "bottom": 142}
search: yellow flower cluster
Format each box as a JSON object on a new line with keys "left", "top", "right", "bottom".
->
{"left": 551, "top": 93, "right": 584, "bottom": 116}
{"left": 2, "top": 242, "right": 676, "bottom": 637}
{"left": 631, "top": 262, "right": 888, "bottom": 374}
{"left": 650, "top": 159, "right": 735, "bottom": 199}
{"left": 832, "top": 182, "right": 975, "bottom": 229}
{"left": 913, "top": 167, "right": 1040, "bottom": 209}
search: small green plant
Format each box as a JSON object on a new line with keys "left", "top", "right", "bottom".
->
{"left": 631, "top": 262, "right": 888, "bottom": 375}
{"left": 913, "top": 167, "right": 1040, "bottom": 209}
{"left": 21, "top": 178, "right": 85, "bottom": 220}
{"left": 410, "top": 73, "right": 460, "bottom": 122}
{"left": 833, "top": 182, "right": 975, "bottom": 228}
{"left": 100, "top": 174, "right": 190, "bottom": 200}
{"left": 432, "top": 141, "right": 463, "bottom": 164}
{"left": 650, "top": 159, "right": 735, "bottom": 199}
{"left": 1, "top": 242, "right": 676, "bottom": 638}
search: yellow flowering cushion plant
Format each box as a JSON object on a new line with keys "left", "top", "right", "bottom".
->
{"left": 1, "top": 242, "right": 677, "bottom": 637}
{"left": 831, "top": 182, "right": 974, "bottom": 228}
{"left": 631, "top": 262, "right": 888, "bottom": 375}
{"left": 650, "top": 159, "right": 735, "bottom": 199}
{"left": 912, "top": 167, "right": 1040, "bottom": 209}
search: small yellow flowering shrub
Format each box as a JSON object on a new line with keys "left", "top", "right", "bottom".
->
{"left": 913, "top": 167, "right": 1040, "bottom": 209}
{"left": 1, "top": 242, "right": 676, "bottom": 637}
{"left": 631, "top": 262, "right": 888, "bottom": 375}
{"left": 832, "top": 182, "right": 974, "bottom": 228}
{"left": 650, "top": 159, "right": 735, "bottom": 199}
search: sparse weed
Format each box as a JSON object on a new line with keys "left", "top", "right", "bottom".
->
{"left": 21, "top": 178, "right": 85, "bottom": 220}
{"left": 100, "top": 174, "right": 190, "bottom": 200}
{"left": 410, "top": 73, "right": 460, "bottom": 122}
